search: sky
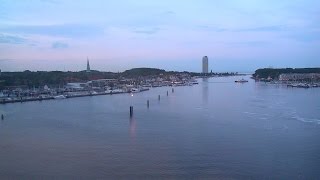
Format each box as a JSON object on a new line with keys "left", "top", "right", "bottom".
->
{"left": 0, "top": 0, "right": 319, "bottom": 72}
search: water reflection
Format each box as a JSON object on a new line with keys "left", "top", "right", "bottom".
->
{"left": 129, "top": 116, "right": 136, "bottom": 139}
{"left": 202, "top": 78, "right": 209, "bottom": 104}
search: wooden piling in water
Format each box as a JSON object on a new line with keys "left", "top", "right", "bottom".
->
{"left": 172, "top": 88, "right": 174, "bottom": 93}
{"left": 167, "top": 91, "right": 169, "bottom": 96}
{"left": 1, "top": 114, "right": 4, "bottom": 120}
{"left": 158, "top": 95, "right": 160, "bottom": 101}
{"left": 147, "top": 100, "right": 149, "bottom": 108}
{"left": 130, "top": 106, "right": 133, "bottom": 117}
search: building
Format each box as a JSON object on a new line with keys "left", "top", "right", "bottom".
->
{"left": 86, "top": 57, "right": 91, "bottom": 73}
{"left": 66, "top": 82, "right": 88, "bottom": 90}
{"left": 279, "top": 73, "right": 320, "bottom": 81}
{"left": 88, "top": 79, "right": 118, "bottom": 87}
{"left": 202, "top": 56, "right": 208, "bottom": 74}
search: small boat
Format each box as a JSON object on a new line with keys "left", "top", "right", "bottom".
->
{"left": 53, "top": 95, "right": 66, "bottom": 99}
{"left": 130, "top": 88, "right": 140, "bottom": 93}
{"left": 140, "top": 87, "right": 150, "bottom": 92}
{"left": 297, "top": 83, "right": 310, "bottom": 88}
{"left": 112, "top": 89, "right": 125, "bottom": 93}
{"left": 142, "top": 84, "right": 152, "bottom": 87}
{"left": 91, "top": 91, "right": 98, "bottom": 95}
{"left": 235, "top": 78, "right": 248, "bottom": 83}
{"left": 105, "top": 90, "right": 112, "bottom": 93}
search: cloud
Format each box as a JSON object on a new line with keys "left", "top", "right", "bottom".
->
{"left": 40, "top": 0, "right": 59, "bottom": 4}
{"left": 237, "top": 25, "right": 285, "bottom": 32}
{"left": 163, "top": 10, "right": 175, "bottom": 15}
{"left": 286, "top": 31, "right": 320, "bottom": 42}
{"left": 199, "top": 25, "right": 285, "bottom": 33}
{"left": 0, "top": 24, "right": 104, "bottom": 38}
{"left": 227, "top": 41, "right": 271, "bottom": 47}
{"left": 197, "top": 25, "right": 228, "bottom": 32}
{"left": 0, "top": 33, "right": 26, "bottom": 44}
{"left": 0, "top": 58, "right": 15, "bottom": 62}
{"left": 132, "top": 27, "right": 161, "bottom": 34}
{"left": 52, "top": 41, "right": 68, "bottom": 49}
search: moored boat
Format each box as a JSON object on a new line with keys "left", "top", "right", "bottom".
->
{"left": 54, "top": 95, "right": 66, "bottom": 99}
{"left": 130, "top": 88, "right": 140, "bottom": 93}
{"left": 235, "top": 79, "right": 248, "bottom": 83}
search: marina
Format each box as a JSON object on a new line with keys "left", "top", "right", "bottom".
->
{"left": 0, "top": 80, "right": 198, "bottom": 104}
{"left": 287, "top": 83, "right": 320, "bottom": 88}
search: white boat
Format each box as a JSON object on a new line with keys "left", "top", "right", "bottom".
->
{"left": 91, "top": 91, "right": 98, "bottom": 95}
{"left": 105, "top": 89, "right": 125, "bottom": 93}
{"left": 130, "top": 88, "right": 140, "bottom": 93}
{"left": 53, "top": 95, "right": 66, "bottom": 99}
{"left": 105, "top": 90, "right": 112, "bottom": 93}
{"left": 112, "top": 89, "right": 125, "bottom": 93}
{"left": 297, "top": 83, "right": 309, "bottom": 88}
{"left": 235, "top": 78, "right": 248, "bottom": 83}
{"left": 142, "top": 84, "right": 152, "bottom": 87}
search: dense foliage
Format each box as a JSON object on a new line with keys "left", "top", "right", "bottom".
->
{"left": 0, "top": 70, "right": 118, "bottom": 89}
{"left": 253, "top": 68, "right": 320, "bottom": 79}
{"left": 122, "top": 68, "right": 166, "bottom": 77}
{"left": 0, "top": 68, "right": 170, "bottom": 89}
{"left": 0, "top": 67, "right": 239, "bottom": 89}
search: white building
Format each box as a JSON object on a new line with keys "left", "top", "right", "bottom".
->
{"left": 202, "top": 56, "right": 208, "bottom": 74}
{"left": 66, "top": 83, "right": 88, "bottom": 90}
{"left": 279, "top": 73, "right": 320, "bottom": 81}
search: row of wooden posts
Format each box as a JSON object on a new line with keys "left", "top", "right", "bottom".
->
{"left": 129, "top": 88, "right": 175, "bottom": 117}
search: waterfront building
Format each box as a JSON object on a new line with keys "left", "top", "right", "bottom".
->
{"left": 202, "top": 56, "right": 209, "bottom": 74}
{"left": 86, "top": 57, "right": 91, "bottom": 73}
{"left": 66, "top": 83, "right": 88, "bottom": 90}
{"left": 279, "top": 73, "right": 320, "bottom": 81}
{"left": 88, "top": 79, "right": 118, "bottom": 87}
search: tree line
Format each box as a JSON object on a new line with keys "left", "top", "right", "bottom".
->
{"left": 253, "top": 68, "right": 320, "bottom": 79}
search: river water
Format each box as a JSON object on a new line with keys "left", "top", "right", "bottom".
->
{"left": 0, "top": 76, "right": 320, "bottom": 179}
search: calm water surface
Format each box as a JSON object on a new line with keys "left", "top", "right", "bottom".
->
{"left": 1, "top": 76, "right": 320, "bottom": 179}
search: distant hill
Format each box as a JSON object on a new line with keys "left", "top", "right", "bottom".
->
{"left": 0, "top": 68, "right": 167, "bottom": 88}
{"left": 0, "top": 67, "right": 237, "bottom": 89}
{"left": 253, "top": 68, "right": 320, "bottom": 79}
{"left": 122, "top": 68, "right": 166, "bottom": 77}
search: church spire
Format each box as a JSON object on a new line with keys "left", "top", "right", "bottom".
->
{"left": 86, "top": 57, "right": 91, "bottom": 73}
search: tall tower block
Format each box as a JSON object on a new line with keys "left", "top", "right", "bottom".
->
{"left": 202, "top": 56, "right": 208, "bottom": 74}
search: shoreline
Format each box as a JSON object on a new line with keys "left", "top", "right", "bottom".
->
{"left": 0, "top": 89, "right": 150, "bottom": 105}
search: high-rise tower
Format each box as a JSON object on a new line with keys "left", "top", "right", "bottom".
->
{"left": 202, "top": 56, "right": 208, "bottom": 74}
{"left": 86, "top": 57, "right": 91, "bottom": 73}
